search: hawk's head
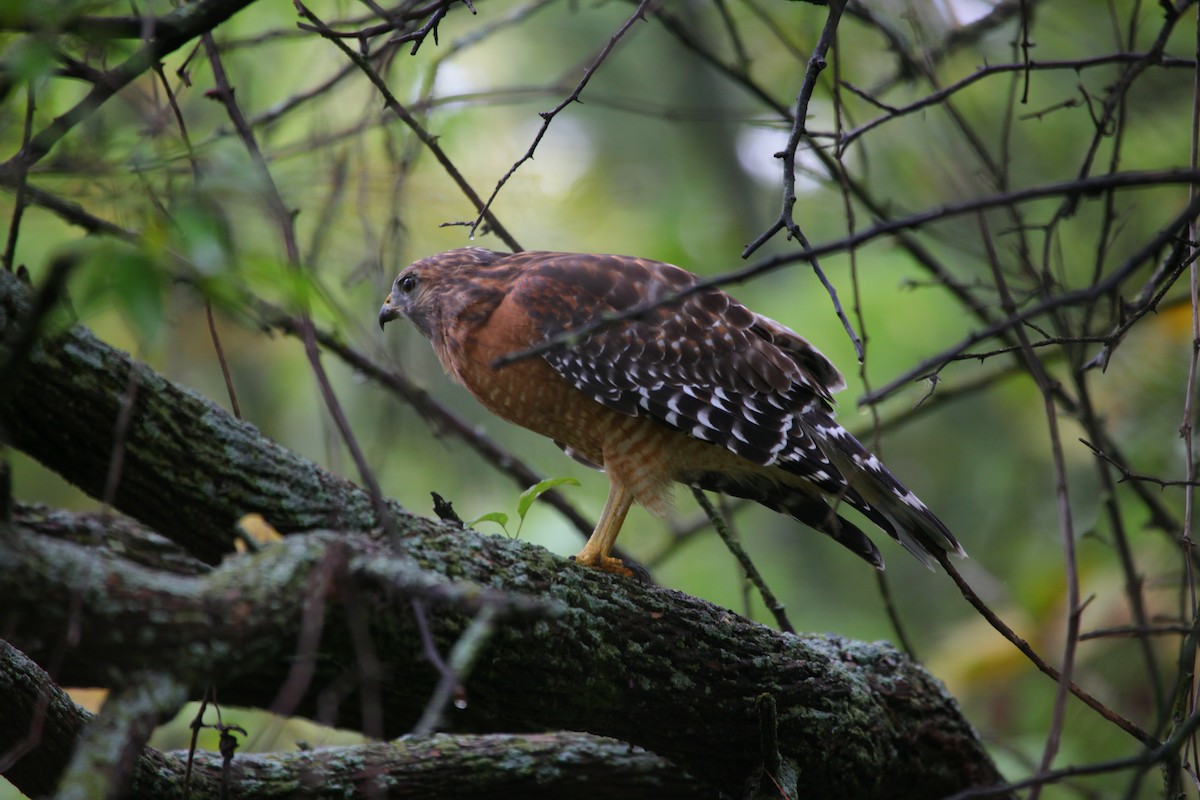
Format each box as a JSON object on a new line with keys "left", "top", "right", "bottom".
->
{"left": 379, "top": 247, "right": 506, "bottom": 339}
{"left": 378, "top": 264, "right": 424, "bottom": 333}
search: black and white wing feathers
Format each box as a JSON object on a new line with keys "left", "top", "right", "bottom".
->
{"left": 506, "top": 251, "right": 963, "bottom": 568}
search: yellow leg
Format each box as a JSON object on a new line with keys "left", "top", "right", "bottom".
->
{"left": 573, "top": 480, "right": 634, "bottom": 576}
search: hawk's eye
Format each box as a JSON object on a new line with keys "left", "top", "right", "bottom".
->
{"left": 399, "top": 275, "right": 417, "bottom": 294}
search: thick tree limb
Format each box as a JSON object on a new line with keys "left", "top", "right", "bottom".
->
{"left": 0, "top": 270, "right": 1005, "bottom": 796}
{"left": 0, "top": 641, "right": 90, "bottom": 798}
{"left": 0, "top": 642, "right": 712, "bottom": 799}
{"left": 0, "top": 270, "right": 385, "bottom": 564}
{"left": 1, "top": 504, "right": 1003, "bottom": 797}
{"left": 169, "top": 732, "right": 715, "bottom": 800}
{"left": 55, "top": 671, "right": 188, "bottom": 800}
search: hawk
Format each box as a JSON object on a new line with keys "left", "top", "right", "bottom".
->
{"left": 379, "top": 249, "right": 964, "bottom": 575}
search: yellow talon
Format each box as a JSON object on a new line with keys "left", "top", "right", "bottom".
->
{"left": 572, "top": 547, "right": 635, "bottom": 577}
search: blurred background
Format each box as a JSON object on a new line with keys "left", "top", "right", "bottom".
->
{"left": 2, "top": 0, "right": 1198, "bottom": 796}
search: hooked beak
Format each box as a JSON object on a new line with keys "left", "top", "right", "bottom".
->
{"left": 379, "top": 293, "right": 401, "bottom": 330}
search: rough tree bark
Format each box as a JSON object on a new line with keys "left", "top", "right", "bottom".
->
{"left": 0, "top": 268, "right": 1006, "bottom": 798}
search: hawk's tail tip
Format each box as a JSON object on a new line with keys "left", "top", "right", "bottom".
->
{"left": 895, "top": 508, "right": 967, "bottom": 572}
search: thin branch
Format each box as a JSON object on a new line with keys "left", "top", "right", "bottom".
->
{"left": 944, "top": 711, "right": 1200, "bottom": 800}
{"left": 934, "top": 551, "right": 1154, "bottom": 747}
{"left": 293, "top": 0, "right": 456, "bottom": 42}
{"left": 99, "top": 358, "right": 142, "bottom": 514}
{"left": 201, "top": 29, "right": 396, "bottom": 539}
{"left": 690, "top": 487, "right": 794, "bottom": 634}
{"left": 491, "top": 170, "right": 1200, "bottom": 373}
{"left": 295, "top": 1, "right": 522, "bottom": 252}
{"left": 461, "top": 0, "right": 657, "bottom": 238}
{"left": 864, "top": 0, "right": 1040, "bottom": 94}
{"left": 1050, "top": 0, "right": 1192, "bottom": 220}
{"left": 1173, "top": 9, "right": 1200, "bottom": 788}
{"left": 1080, "top": 439, "right": 1200, "bottom": 488}
{"left": 861, "top": 184, "right": 1200, "bottom": 406}
{"left": 1, "top": 80, "right": 35, "bottom": 272}
{"left": 1081, "top": 623, "right": 1192, "bottom": 641}
{"left": 839, "top": 53, "right": 1194, "bottom": 149}
{"left": 741, "top": 0, "right": 862, "bottom": 359}
{"left": 1073, "top": 389, "right": 1166, "bottom": 716}
{"left": 0, "top": 0, "right": 258, "bottom": 178}
{"left": 980, "top": 213, "right": 1080, "bottom": 798}
{"left": 268, "top": 542, "right": 340, "bottom": 720}
{"left": 411, "top": 604, "right": 499, "bottom": 735}
{"left": 774, "top": 5, "right": 848, "bottom": 150}
{"left": 338, "top": 555, "right": 385, "bottom": 740}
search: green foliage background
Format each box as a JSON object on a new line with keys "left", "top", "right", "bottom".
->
{"left": 2, "top": 0, "right": 1198, "bottom": 796}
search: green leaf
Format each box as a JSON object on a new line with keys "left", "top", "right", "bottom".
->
{"left": 517, "top": 477, "right": 580, "bottom": 521}
{"left": 240, "top": 255, "right": 327, "bottom": 316}
{"left": 513, "top": 477, "right": 581, "bottom": 537}
{"left": 3, "top": 35, "right": 58, "bottom": 89}
{"left": 172, "top": 198, "right": 233, "bottom": 278}
{"left": 109, "top": 252, "right": 166, "bottom": 344}
{"left": 70, "top": 239, "right": 166, "bottom": 346}
{"left": 467, "top": 512, "right": 509, "bottom": 534}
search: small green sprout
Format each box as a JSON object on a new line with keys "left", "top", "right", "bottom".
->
{"left": 468, "top": 477, "right": 580, "bottom": 538}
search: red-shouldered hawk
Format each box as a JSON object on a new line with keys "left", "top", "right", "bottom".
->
{"left": 379, "top": 249, "right": 964, "bottom": 575}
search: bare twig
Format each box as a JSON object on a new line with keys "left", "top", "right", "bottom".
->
{"left": 461, "top": 0, "right": 657, "bottom": 238}
{"left": 492, "top": 170, "right": 1200, "bottom": 373}
{"left": 1, "top": 81, "right": 35, "bottom": 272}
{"left": 0, "top": 0, "right": 257, "bottom": 178}
{"left": 295, "top": 1, "right": 522, "bottom": 252}
{"left": 268, "top": 544, "right": 340, "bottom": 719}
{"left": 201, "top": 30, "right": 396, "bottom": 538}
{"left": 99, "top": 359, "right": 142, "bottom": 514}
{"left": 839, "top": 53, "right": 1193, "bottom": 150}
{"left": 943, "top": 711, "right": 1200, "bottom": 800}
{"left": 1080, "top": 439, "right": 1200, "bottom": 488}
{"left": 1172, "top": 12, "right": 1200, "bottom": 788}
{"left": 862, "top": 184, "right": 1200, "bottom": 406}
{"left": 741, "top": 0, "right": 861, "bottom": 359}
{"left": 935, "top": 551, "right": 1154, "bottom": 748}
{"left": 979, "top": 213, "right": 1080, "bottom": 798}
{"left": 690, "top": 487, "right": 794, "bottom": 634}
{"left": 411, "top": 604, "right": 499, "bottom": 735}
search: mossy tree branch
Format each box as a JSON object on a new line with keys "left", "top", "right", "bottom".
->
{"left": 0, "top": 642, "right": 712, "bottom": 799}
{"left": 0, "top": 269, "right": 386, "bottom": 564}
{"left": 0, "top": 269, "right": 1006, "bottom": 797}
